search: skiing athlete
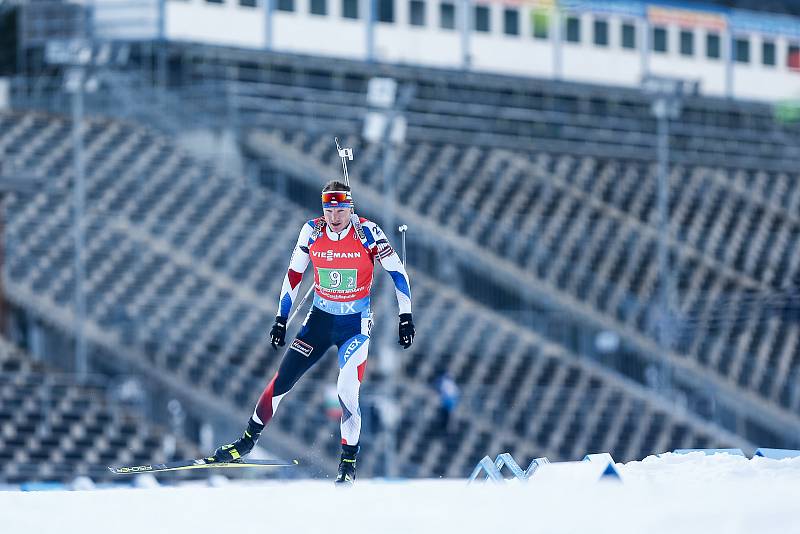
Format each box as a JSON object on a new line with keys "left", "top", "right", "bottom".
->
{"left": 210, "top": 180, "right": 415, "bottom": 485}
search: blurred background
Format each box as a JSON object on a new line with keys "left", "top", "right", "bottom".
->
{"left": 0, "top": 0, "right": 799, "bottom": 486}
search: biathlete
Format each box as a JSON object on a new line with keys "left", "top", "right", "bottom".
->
{"left": 211, "top": 180, "right": 414, "bottom": 485}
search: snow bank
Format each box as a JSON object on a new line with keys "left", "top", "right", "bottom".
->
{"left": 3, "top": 453, "right": 800, "bottom": 534}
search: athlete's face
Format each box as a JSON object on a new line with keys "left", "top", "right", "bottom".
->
{"left": 323, "top": 208, "right": 352, "bottom": 232}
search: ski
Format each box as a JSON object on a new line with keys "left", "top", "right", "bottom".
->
{"left": 108, "top": 457, "right": 299, "bottom": 475}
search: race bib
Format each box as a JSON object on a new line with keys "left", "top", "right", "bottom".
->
{"left": 318, "top": 268, "right": 358, "bottom": 291}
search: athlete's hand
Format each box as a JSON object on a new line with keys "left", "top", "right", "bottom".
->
{"left": 270, "top": 316, "right": 287, "bottom": 349}
{"left": 398, "top": 313, "right": 415, "bottom": 349}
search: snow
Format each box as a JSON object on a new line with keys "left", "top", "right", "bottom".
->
{"left": 4, "top": 453, "right": 800, "bottom": 534}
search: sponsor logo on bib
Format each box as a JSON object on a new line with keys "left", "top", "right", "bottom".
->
{"left": 312, "top": 250, "right": 362, "bottom": 262}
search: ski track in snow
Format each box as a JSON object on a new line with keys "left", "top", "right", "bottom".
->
{"left": 3, "top": 453, "right": 800, "bottom": 534}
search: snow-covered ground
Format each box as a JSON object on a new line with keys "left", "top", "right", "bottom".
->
{"left": 3, "top": 453, "right": 800, "bottom": 534}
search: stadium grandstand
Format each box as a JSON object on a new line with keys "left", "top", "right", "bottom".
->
{"left": 0, "top": 0, "right": 798, "bottom": 485}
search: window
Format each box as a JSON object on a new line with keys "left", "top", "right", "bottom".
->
{"left": 440, "top": 2, "right": 455, "bottom": 30}
{"left": 565, "top": 16, "right": 580, "bottom": 43}
{"left": 474, "top": 5, "right": 489, "bottom": 32}
{"left": 310, "top": 0, "right": 326, "bottom": 15}
{"left": 504, "top": 8, "right": 519, "bottom": 36}
{"left": 680, "top": 30, "right": 693, "bottom": 56}
{"left": 734, "top": 37, "right": 750, "bottom": 63}
{"left": 621, "top": 22, "right": 636, "bottom": 49}
{"left": 276, "top": 0, "right": 293, "bottom": 11}
{"left": 377, "top": 0, "right": 394, "bottom": 22}
{"left": 652, "top": 26, "right": 667, "bottom": 53}
{"left": 706, "top": 32, "right": 720, "bottom": 59}
{"left": 206, "top": 0, "right": 224, "bottom": 3}
{"left": 240, "top": 0, "right": 257, "bottom": 6}
{"left": 342, "top": 0, "right": 358, "bottom": 18}
{"left": 532, "top": 11, "right": 548, "bottom": 39}
{"left": 789, "top": 44, "right": 800, "bottom": 71}
{"left": 409, "top": 0, "right": 424, "bottom": 26}
{"left": 762, "top": 40, "right": 775, "bottom": 66}
{"left": 593, "top": 18, "right": 608, "bottom": 46}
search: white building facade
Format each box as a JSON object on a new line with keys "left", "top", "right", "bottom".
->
{"left": 91, "top": 0, "right": 800, "bottom": 101}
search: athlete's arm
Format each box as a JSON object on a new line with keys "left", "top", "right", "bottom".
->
{"left": 363, "top": 222, "right": 412, "bottom": 315}
{"left": 276, "top": 220, "right": 315, "bottom": 318}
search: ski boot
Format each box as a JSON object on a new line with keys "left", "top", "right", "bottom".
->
{"left": 334, "top": 443, "right": 359, "bottom": 486}
{"left": 211, "top": 418, "right": 264, "bottom": 463}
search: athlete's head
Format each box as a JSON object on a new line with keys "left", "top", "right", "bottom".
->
{"left": 322, "top": 180, "right": 353, "bottom": 232}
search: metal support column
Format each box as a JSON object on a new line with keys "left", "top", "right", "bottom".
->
{"left": 264, "top": 0, "right": 274, "bottom": 49}
{"left": 70, "top": 66, "right": 88, "bottom": 381}
{"left": 654, "top": 97, "right": 673, "bottom": 395}
{"left": 381, "top": 138, "right": 398, "bottom": 478}
{"left": 724, "top": 31, "right": 734, "bottom": 98}
{"left": 643, "top": 75, "right": 698, "bottom": 398}
{"left": 366, "top": 0, "right": 375, "bottom": 61}
{"left": 552, "top": 8, "right": 562, "bottom": 79}
{"left": 460, "top": 0, "right": 471, "bottom": 70}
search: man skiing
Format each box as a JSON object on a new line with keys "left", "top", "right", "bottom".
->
{"left": 211, "top": 180, "right": 414, "bottom": 485}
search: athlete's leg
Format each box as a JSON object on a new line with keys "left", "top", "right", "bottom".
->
{"left": 252, "top": 310, "right": 333, "bottom": 426}
{"left": 336, "top": 332, "right": 370, "bottom": 446}
{"left": 211, "top": 309, "right": 335, "bottom": 462}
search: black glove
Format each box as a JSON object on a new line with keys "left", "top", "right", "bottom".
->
{"left": 398, "top": 313, "right": 415, "bottom": 349}
{"left": 270, "top": 316, "right": 287, "bottom": 349}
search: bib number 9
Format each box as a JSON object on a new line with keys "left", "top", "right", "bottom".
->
{"left": 318, "top": 268, "right": 358, "bottom": 291}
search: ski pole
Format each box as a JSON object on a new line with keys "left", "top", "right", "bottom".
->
{"left": 286, "top": 284, "right": 314, "bottom": 328}
{"left": 398, "top": 224, "right": 408, "bottom": 265}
